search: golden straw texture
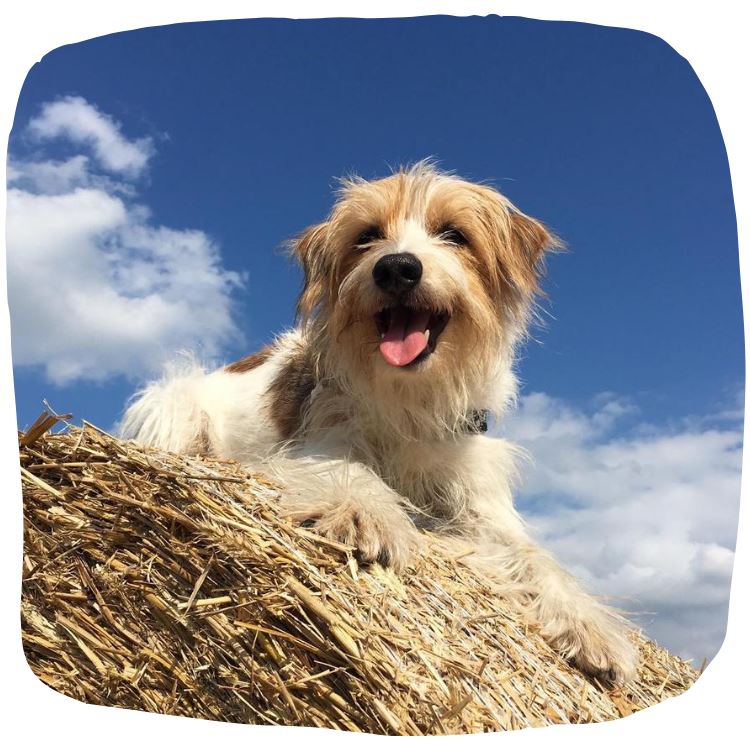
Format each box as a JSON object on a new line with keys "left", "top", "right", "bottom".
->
{"left": 20, "top": 415, "right": 698, "bottom": 733}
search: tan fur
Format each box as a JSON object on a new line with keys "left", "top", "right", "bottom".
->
{"left": 225, "top": 345, "right": 274, "bottom": 374}
{"left": 266, "top": 339, "right": 316, "bottom": 440}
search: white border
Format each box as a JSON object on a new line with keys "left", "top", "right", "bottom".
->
{"left": 1, "top": 2, "right": 747, "bottom": 747}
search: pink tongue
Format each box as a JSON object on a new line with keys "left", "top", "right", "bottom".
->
{"left": 379, "top": 309, "right": 431, "bottom": 367}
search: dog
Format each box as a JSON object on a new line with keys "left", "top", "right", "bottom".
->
{"left": 121, "top": 161, "right": 639, "bottom": 685}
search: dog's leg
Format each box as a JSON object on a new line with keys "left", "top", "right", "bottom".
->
{"left": 267, "top": 451, "right": 419, "bottom": 571}
{"left": 466, "top": 526, "right": 639, "bottom": 685}
{"left": 448, "top": 436, "right": 639, "bottom": 685}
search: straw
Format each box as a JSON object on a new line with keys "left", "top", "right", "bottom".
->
{"left": 19, "top": 414, "right": 698, "bottom": 733}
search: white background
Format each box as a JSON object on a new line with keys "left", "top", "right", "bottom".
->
{"left": 1, "top": 2, "right": 747, "bottom": 747}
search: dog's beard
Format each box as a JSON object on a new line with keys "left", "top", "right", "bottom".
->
{"left": 317, "top": 297, "right": 505, "bottom": 438}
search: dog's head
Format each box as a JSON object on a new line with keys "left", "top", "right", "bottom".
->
{"left": 292, "top": 162, "right": 556, "bottom": 415}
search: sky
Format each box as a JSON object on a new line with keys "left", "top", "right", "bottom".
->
{"left": 5, "top": 17, "right": 743, "bottom": 663}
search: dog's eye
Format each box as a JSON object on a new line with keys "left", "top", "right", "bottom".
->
{"left": 438, "top": 225, "right": 468, "bottom": 247}
{"left": 355, "top": 226, "right": 384, "bottom": 248}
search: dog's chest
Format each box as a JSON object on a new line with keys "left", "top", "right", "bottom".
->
{"left": 371, "top": 436, "right": 470, "bottom": 513}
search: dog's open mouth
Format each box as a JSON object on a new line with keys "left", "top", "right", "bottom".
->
{"left": 375, "top": 306, "right": 450, "bottom": 367}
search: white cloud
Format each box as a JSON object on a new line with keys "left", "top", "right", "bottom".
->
{"left": 26, "top": 96, "right": 153, "bottom": 176}
{"left": 500, "top": 392, "right": 742, "bottom": 663}
{"left": 8, "top": 154, "right": 135, "bottom": 197}
{"left": 7, "top": 98, "right": 244, "bottom": 385}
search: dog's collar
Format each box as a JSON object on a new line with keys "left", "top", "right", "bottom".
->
{"left": 465, "top": 409, "right": 489, "bottom": 434}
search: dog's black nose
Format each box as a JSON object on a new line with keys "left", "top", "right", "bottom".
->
{"left": 372, "top": 253, "right": 423, "bottom": 296}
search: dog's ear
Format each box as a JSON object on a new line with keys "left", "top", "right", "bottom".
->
{"left": 291, "top": 222, "right": 330, "bottom": 320}
{"left": 506, "top": 210, "right": 557, "bottom": 295}
{"left": 470, "top": 183, "right": 557, "bottom": 297}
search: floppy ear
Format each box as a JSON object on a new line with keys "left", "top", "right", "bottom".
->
{"left": 507, "top": 210, "right": 557, "bottom": 295}
{"left": 468, "top": 183, "right": 557, "bottom": 298}
{"left": 291, "top": 222, "right": 330, "bottom": 321}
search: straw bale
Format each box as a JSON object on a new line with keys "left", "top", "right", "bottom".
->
{"left": 19, "top": 413, "right": 699, "bottom": 734}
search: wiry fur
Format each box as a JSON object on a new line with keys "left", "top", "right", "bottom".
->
{"left": 121, "top": 162, "right": 639, "bottom": 685}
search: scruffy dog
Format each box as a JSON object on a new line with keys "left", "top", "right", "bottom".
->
{"left": 121, "top": 162, "right": 639, "bottom": 685}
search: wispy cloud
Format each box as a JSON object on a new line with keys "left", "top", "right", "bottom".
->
{"left": 26, "top": 95, "right": 153, "bottom": 176}
{"left": 499, "top": 391, "right": 742, "bottom": 663}
{"left": 7, "top": 97, "right": 244, "bottom": 385}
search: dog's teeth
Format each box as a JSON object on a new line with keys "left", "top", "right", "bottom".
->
{"left": 425, "top": 329, "right": 430, "bottom": 339}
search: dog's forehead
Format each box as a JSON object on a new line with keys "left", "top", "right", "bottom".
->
{"left": 337, "top": 170, "right": 487, "bottom": 229}
{"left": 366, "top": 170, "right": 460, "bottom": 206}
{"left": 394, "top": 217, "right": 431, "bottom": 249}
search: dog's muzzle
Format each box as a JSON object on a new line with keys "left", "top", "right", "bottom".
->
{"left": 371, "top": 253, "right": 450, "bottom": 369}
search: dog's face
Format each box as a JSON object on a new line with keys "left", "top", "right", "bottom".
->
{"left": 293, "top": 163, "right": 553, "bottom": 395}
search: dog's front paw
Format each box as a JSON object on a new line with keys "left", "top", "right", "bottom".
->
{"left": 542, "top": 610, "right": 640, "bottom": 686}
{"left": 308, "top": 501, "right": 418, "bottom": 571}
{"left": 570, "top": 624, "right": 639, "bottom": 686}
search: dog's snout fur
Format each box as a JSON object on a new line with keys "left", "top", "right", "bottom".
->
{"left": 372, "top": 252, "right": 423, "bottom": 296}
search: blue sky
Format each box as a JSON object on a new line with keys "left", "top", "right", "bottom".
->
{"left": 5, "top": 17, "right": 743, "bottom": 662}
